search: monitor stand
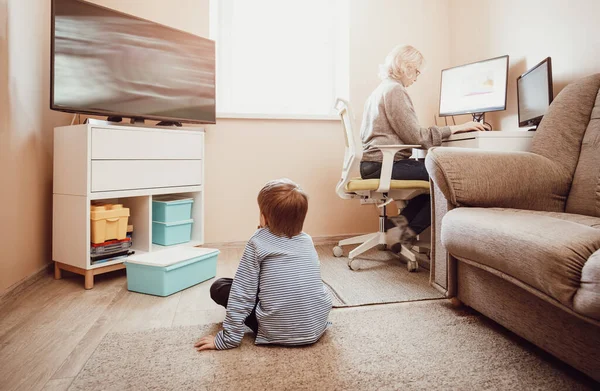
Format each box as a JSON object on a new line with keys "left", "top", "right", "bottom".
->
{"left": 156, "top": 121, "right": 183, "bottom": 127}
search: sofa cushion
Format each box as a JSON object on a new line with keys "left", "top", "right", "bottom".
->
{"left": 442, "top": 208, "right": 600, "bottom": 320}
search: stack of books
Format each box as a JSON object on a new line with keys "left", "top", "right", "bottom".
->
{"left": 91, "top": 238, "right": 133, "bottom": 265}
{"left": 90, "top": 226, "right": 135, "bottom": 265}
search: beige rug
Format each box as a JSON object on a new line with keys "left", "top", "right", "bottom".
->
{"left": 317, "top": 245, "right": 442, "bottom": 307}
{"left": 69, "top": 301, "right": 594, "bottom": 391}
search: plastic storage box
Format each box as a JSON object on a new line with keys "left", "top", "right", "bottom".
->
{"left": 125, "top": 247, "right": 219, "bottom": 296}
{"left": 90, "top": 204, "right": 130, "bottom": 244}
{"left": 152, "top": 195, "right": 194, "bottom": 223}
{"left": 152, "top": 219, "right": 193, "bottom": 246}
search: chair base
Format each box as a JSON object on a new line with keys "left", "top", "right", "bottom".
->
{"left": 333, "top": 231, "right": 423, "bottom": 272}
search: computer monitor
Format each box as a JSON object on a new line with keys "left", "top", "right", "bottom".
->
{"left": 439, "top": 55, "right": 509, "bottom": 120}
{"left": 517, "top": 57, "right": 553, "bottom": 129}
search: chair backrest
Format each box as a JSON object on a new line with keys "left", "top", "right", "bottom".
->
{"left": 334, "top": 98, "right": 362, "bottom": 199}
{"left": 531, "top": 73, "right": 600, "bottom": 217}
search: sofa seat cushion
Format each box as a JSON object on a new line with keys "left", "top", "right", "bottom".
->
{"left": 442, "top": 208, "right": 600, "bottom": 320}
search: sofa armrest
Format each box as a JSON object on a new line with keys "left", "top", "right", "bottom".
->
{"left": 425, "top": 147, "right": 571, "bottom": 212}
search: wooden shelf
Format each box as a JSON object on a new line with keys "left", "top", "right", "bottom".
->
{"left": 89, "top": 185, "right": 203, "bottom": 200}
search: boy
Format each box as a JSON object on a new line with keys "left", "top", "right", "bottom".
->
{"left": 195, "top": 178, "right": 332, "bottom": 351}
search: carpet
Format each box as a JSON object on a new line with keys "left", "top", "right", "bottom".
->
{"left": 317, "top": 245, "right": 443, "bottom": 307}
{"left": 69, "top": 301, "right": 594, "bottom": 391}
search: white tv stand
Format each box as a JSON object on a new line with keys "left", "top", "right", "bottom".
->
{"left": 52, "top": 123, "right": 205, "bottom": 289}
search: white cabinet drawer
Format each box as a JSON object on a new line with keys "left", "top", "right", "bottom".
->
{"left": 91, "top": 128, "right": 203, "bottom": 160}
{"left": 91, "top": 160, "right": 202, "bottom": 192}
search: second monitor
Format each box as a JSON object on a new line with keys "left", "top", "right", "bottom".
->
{"left": 517, "top": 57, "right": 553, "bottom": 130}
{"left": 439, "top": 55, "right": 509, "bottom": 121}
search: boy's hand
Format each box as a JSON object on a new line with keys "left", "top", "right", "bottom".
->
{"left": 194, "top": 335, "right": 217, "bottom": 351}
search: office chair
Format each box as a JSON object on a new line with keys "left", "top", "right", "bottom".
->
{"left": 333, "top": 98, "right": 430, "bottom": 271}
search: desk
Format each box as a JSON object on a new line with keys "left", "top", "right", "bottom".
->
{"left": 441, "top": 130, "right": 534, "bottom": 151}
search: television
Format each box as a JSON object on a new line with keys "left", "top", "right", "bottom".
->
{"left": 517, "top": 57, "right": 553, "bottom": 129}
{"left": 439, "top": 55, "right": 509, "bottom": 120}
{"left": 51, "top": 0, "right": 216, "bottom": 125}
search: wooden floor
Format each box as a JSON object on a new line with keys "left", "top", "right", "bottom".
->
{"left": 0, "top": 246, "right": 245, "bottom": 391}
{"left": 0, "top": 243, "right": 594, "bottom": 390}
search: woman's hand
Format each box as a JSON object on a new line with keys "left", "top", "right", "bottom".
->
{"left": 450, "top": 121, "right": 487, "bottom": 134}
{"left": 195, "top": 335, "right": 217, "bottom": 351}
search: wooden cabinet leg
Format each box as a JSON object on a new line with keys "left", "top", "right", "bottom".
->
{"left": 84, "top": 270, "right": 94, "bottom": 290}
{"left": 54, "top": 263, "right": 62, "bottom": 280}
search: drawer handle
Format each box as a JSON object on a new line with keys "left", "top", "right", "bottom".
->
{"left": 105, "top": 218, "right": 120, "bottom": 222}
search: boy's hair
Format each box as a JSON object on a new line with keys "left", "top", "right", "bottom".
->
{"left": 257, "top": 178, "right": 308, "bottom": 238}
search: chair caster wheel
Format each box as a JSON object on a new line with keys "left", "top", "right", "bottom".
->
{"left": 348, "top": 259, "right": 360, "bottom": 270}
{"left": 407, "top": 260, "right": 418, "bottom": 272}
{"left": 333, "top": 246, "right": 343, "bottom": 257}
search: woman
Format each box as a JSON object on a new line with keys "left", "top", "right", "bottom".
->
{"left": 359, "top": 45, "right": 485, "bottom": 250}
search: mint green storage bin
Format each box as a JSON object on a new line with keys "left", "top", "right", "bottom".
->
{"left": 153, "top": 219, "right": 193, "bottom": 246}
{"left": 152, "top": 196, "right": 194, "bottom": 223}
{"left": 125, "top": 247, "right": 219, "bottom": 297}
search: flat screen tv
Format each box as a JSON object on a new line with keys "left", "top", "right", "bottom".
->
{"left": 51, "top": 0, "right": 216, "bottom": 124}
{"left": 439, "top": 55, "right": 509, "bottom": 118}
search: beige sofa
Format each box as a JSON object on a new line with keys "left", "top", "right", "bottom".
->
{"left": 425, "top": 74, "right": 600, "bottom": 381}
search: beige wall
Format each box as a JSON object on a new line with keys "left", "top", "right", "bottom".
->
{"left": 12, "top": 0, "right": 594, "bottom": 291}
{"left": 0, "top": 0, "right": 71, "bottom": 293}
{"left": 449, "top": 0, "right": 600, "bottom": 130}
{"left": 87, "top": 0, "right": 209, "bottom": 37}
{"left": 1, "top": 0, "right": 454, "bottom": 292}
{"left": 89, "top": 0, "right": 454, "bottom": 244}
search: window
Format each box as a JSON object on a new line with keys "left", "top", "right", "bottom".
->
{"left": 209, "top": 0, "right": 349, "bottom": 119}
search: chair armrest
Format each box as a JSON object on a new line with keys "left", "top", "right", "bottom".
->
{"left": 425, "top": 147, "right": 571, "bottom": 212}
{"left": 374, "top": 145, "right": 421, "bottom": 193}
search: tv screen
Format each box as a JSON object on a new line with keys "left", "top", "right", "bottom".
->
{"left": 439, "top": 55, "right": 509, "bottom": 116}
{"left": 51, "top": 0, "right": 216, "bottom": 124}
{"left": 517, "top": 57, "right": 553, "bottom": 127}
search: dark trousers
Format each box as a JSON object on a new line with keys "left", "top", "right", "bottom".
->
{"left": 360, "top": 159, "right": 430, "bottom": 235}
{"left": 210, "top": 278, "right": 259, "bottom": 334}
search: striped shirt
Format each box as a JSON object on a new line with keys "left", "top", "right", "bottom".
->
{"left": 214, "top": 228, "right": 332, "bottom": 350}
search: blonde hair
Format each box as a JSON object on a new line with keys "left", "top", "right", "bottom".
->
{"left": 257, "top": 178, "right": 308, "bottom": 238}
{"left": 378, "top": 45, "right": 425, "bottom": 81}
